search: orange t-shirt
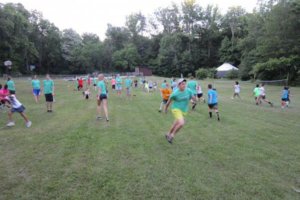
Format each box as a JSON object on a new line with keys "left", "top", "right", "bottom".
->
{"left": 161, "top": 88, "right": 172, "bottom": 100}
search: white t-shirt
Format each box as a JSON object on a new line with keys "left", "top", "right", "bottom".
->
{"left": 259, "top": 86, "right": 265, "bottom": 96}
{"left": 6, "top": 95, "right": 22, "bottom": 108}
{"left": 234, "top": 85, "right": 240, "bottom": 93}
{"left": 197, "top": 85, "right": 203, "bottom": 94}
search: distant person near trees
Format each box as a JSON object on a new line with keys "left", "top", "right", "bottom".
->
{"left": 257, "top": 83, "right": 273, "bottom": 107}
{"left": 31, "top": 75, "right": 41, "bottom": 103}
{"left": 43, "top": 74, "right": 55, "bottom": 112}
{"left": 6, "top": 76, "right": 16, "bottom": 94}
{"left": 232, "top": 81, "right": 241, "bottom": 99}
{"left": 96, "top": 74, "right": 109, "bottom": 122}
{"left": 207, "top": 84, "right": 220, "bottom": 121}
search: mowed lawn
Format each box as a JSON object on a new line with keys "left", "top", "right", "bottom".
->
{"left": 0, "top": 77, "right": 299, "bottom": 200}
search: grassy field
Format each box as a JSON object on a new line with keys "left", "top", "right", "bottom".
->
{"left": 0, "top": 77, "right": 299, "bottom": 199}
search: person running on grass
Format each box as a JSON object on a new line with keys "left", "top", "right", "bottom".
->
{"left": 196, "top": 83, "right": 205, "bottom": 103}
{"left": 125, "top": 75, "right": 133, "bottom": 98}
{"left": 93, "top": 76, "right": 98, "bottom": 91}
{"left": 159, "top": 83, "right": 172, "bottom": 113}
{"left": 5, "top": 90, "right": 32, "bottom": 128}
{"left": 43, "top": 74, "right": 55, "bottom": 112}
{"left": 257, "top": 83, "right": 273, "bottom": 107}
{"left": 281, "top": 86, "right": 289, "bottom": 109}
{"left": 115, "top": 74, "right": 122, "bottom": 96}
{"left": 96, "top": 74, "right": 109, "bottom": 121}
{"left": 207, "top": 84, "right": 220, "bottom": 121}
{"left": 31, "top": 75, "right": 41, "bottom": 103}
{"left": 164, "top": 78, "right": 196, "bottom": 144}
{"left": 253, "top": 84, "right": 261, "bottom": 105}
{"left": 232, "top": 81, "right": 241, "bottom": 99}
{"left": 187, "top": 76, "right": 198, "bottom": 110}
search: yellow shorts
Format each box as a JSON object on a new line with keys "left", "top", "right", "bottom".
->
{"left": 171, "top": 109, "right": 187, "bottom": 120}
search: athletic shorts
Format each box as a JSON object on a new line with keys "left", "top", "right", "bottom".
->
{"left": 11, "top": 105, "right": 25, "bottom": 113}
{"left": 116, "top": 85, "right": 122, "bottom": 91}
{"left": 93, "top": 84, "right": 96, "bottom": 87}
{"left": 126, "top": 88, "right": 131, "bottom": 95}
{"left": 9, "top": 90, "right": 15, "bottom": 94}
{"left": 171, "top": 109, "right": 186, "bottom": 120}
{"left": 281, "top": 98, "right": 288, "bottom": 102}
{"left": 112, "top": 85, "right": 115, "bottom": 89}
{"left": 45, "top": 93, "right": 53, "bottom": 102}
{"left": 99, "top": 94, "right": 107, "bottom": 101}
{"left": 33, "top": 89, "right": 41, "bottom": 96}
{"left": 260, "top": 95, "right": 266, "bottom": 99}
{"left": 208, "top": 103, "right": 218, "bottom": 109}
{"left": 197, "top": 93, "right": 203, "bottom": 98}
{"left": 162, "top": 99, "right": 168, "bottom": 104}
{"left": 85, "top": 94, "right": 89, "bottom": 99}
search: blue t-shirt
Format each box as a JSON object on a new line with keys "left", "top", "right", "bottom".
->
{"left": 97, "top": 81, "right": 107, "bottom": 95}
{"left": 208, "top": 89, "right": 218, "bottom": 104}
{"left": 281, "top": 89, "right": 288, "bottom": 99}
{"left": 125, "top": 79, "right": 132, "bottom": 88}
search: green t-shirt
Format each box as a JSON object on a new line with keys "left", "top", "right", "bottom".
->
{"left": 125, "top": 79, "right": 132, "bottom": 88}
{"left": 187, "top": 80, "right": 197, "bottom": 95}
{"left": 161, "top": 83, "right": 166, "bottom": 89}
{"left": 31, "top": 79, "right": 40, "bottom": 89}
{"left": 170, "top": 88, "right": 193, "bottom": 113}
{"left": 97, "top": 80, "right": 107, "bottom": 95}
{"left": 6, "top": 80, "right": 15, "bottom": 91}
{"left": 93, "top": 78, "right": 97, "bottom": 84}
{"left": 253, "top": 87, "right": 260, "bottom": 97}
{"left": 43, "top": 80, "right": 54, "bottom": 94}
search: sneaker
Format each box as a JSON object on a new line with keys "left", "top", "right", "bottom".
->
{"left": 165, "top": 134, "right": 173, "bottom": 144}
{"left": 192, "top": 103, "right": 197, "bottom": 110}
{"left": 106, "top": 118, "right": 109, "bottom": 122}
{"left": 6, "top": 121, "right": 15, "bottom": 127}
{"left": 96, "top": 116, "right": 102, "bottom": 120}
{"left": 26, "top": 121, "right": 32, "bottom": 128}
{"left": 158, "top": 110, "right": 162, "bottom": 113}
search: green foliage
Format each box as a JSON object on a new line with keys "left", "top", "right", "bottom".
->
{"left": 226, "top": 69, "right": 239, "bottom": 79}
{"left": 195, "top": 68, "right": 208, "bottom": 79}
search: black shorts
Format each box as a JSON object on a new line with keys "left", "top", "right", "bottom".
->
{"left": 85, "top": 94, "right": 89, "bottom": 99}
{"left": 162, "top": 99, "right": 168, "bottom": 104}
{"left": 197, "top": 93, "right": 203, "bottom": 98}
{"left": 260, "top": 95, "right": 266, "bottom": 99}
{"left": 112, "top": 85, "right": 115, "bottom": 89}
{"left": 9, "top": 90, "right": 15, "bottom": 94}
{"left": 93, "top": 84, "right": 96, "bottom": 87}
{"left": 208, "top": 103, "right": 218, "bottom": 109}
{"left": 281, "top": 98, "right": 288, "bottom": 102}
{"left": 99, "top": 94, "right": 107, "bottom": 101}
{"left": 45, "top": 93, "right": 53, "bottom": 102}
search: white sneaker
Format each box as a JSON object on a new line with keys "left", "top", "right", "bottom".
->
{"left": 26, "top": 121, "right": 32, "bottom": 128}
{"left": 6, "top": 121, "right": 15, "bottom": 127}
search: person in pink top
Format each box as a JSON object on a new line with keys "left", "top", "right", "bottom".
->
{"left": 0, "top": 84, "right": 9, "bottom": 106}
{"left": 111, "top": 75, "right": 116, "bottom": 90}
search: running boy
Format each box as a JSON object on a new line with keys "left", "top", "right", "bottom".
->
{"left": 232, "top": 81, "right": 241, "bottom": 99}
{"left": 281, "top": 86, "right": 289, "bottom": 108}
{"left": 207, "top": 84, "right": 220, "bottom": 121}
{"left": 159, "top": 83, "right": 172, "bottom": 113}
{"left": 5, "top": 91, "right": 32, "bottom": 128}
{"left": 164, "top": 78, "right": 196, "bottom": 144}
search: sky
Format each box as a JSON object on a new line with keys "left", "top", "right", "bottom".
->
{"left": 2, "top": 0, "right": 258, "bottom": 40}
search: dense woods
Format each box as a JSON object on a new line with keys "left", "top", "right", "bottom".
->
{"left": 0, "top": 0, "right": 299, "bottom": 82}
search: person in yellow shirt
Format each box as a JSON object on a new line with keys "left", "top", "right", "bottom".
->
{"left": 159, "top": 83, "right": 172, "bottom": 113}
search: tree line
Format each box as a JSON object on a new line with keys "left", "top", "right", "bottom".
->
{"left": 0, "top": 0, "right": 299, "bottom": 82}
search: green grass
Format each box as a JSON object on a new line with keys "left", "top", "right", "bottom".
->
{"left": 0, "top": 77, "right": 299, "bottom": 199}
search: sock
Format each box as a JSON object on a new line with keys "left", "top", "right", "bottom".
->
{"left": 216, "top": 112, "right": 220, "bottom": 121}
{"left": 209, "top": 112, "right": 212, "bottom": 118}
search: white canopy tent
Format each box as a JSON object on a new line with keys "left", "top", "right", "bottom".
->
{"left": 216, "top": 63, "right": 238, "bottom": 78}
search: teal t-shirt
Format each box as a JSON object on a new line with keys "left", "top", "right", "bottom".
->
{"left": 31, "top": 79, "right": 40, "bottom": 89}
{"left": 170, "top": 88, "right": 193, "bottom": 113}
{"left": 7, "top": 80, "right": 15, "bottom": 91}
{"left": 161, "top": 83, "right": 166, "bottom": 89}
{"left": 97, "top": 80, "right": 107, "bottom": 95}
{"left": 93, "top": 78, "right": 97, "bottom": 84}
{"left": 116, "top": 77, "right": 122, "bottom": 86}
{"left": 187, "top": 80, "right": 197, "bottom": 95}
{"left": 43, "top": 80, "right": 54, "bottom": 94}
{"left": 125, "top": 79, "right": 132, "bottom": 88}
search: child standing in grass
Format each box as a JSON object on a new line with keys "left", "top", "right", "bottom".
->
{"left": 164, "top": 79, "right": 196, "bottom": 144}
{"left": 159, "top": 83, "right": 172, "bottom": 113}
{"left": 232, "top": 81, "right": 241, "bottom": 99}
{"left": 281, "top": 86, "right": 289, "bottom": 108}
{"left": 43, "top": 74, "right": 55, "bottom": 112}
{"left": 207, "top": 84, "right": 220, "bottom": 121}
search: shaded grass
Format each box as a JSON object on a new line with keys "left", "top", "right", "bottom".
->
{"left": 0, "top": 77, "right": 299, "bottom": 199}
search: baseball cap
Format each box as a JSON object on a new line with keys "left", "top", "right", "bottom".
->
{"left": 177, "top": 78, "right": 186, "bottom": 86}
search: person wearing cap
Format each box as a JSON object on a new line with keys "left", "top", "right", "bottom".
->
{"left": 164, "top": 78, "right": 197, "bottom": 144}
{"left": 207, "top": 84, "right": 220, "bottom": 121}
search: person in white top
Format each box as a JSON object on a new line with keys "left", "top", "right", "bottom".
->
{"left": 196, "top": 84, "right": 205, "bottom": 103}
{"left": 257, "top": 83, "right": 273, "bottom": 107}
{"left": 232, "top": 81, "right": 241, "bottom": 99}
{"left": 5, "top": 92, "right": 32, "bottom": 127}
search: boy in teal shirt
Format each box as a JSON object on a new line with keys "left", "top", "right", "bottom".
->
{"left": 164, "top": 78, "right": 197, "bottom": 144}
{"left": 43, "top": 74, "right": 55, "bottom": 112}
{"left": 31, "top": 75, "right": 41, "bottom": 103}
{"left": 6, "top": 77, "right": 15, "bottom": 94}
{"left": 96, "top": 74, "right": 109, "bottom": 121}
{"left": 125, "top": 76, "right": 133, "bottom": 98}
